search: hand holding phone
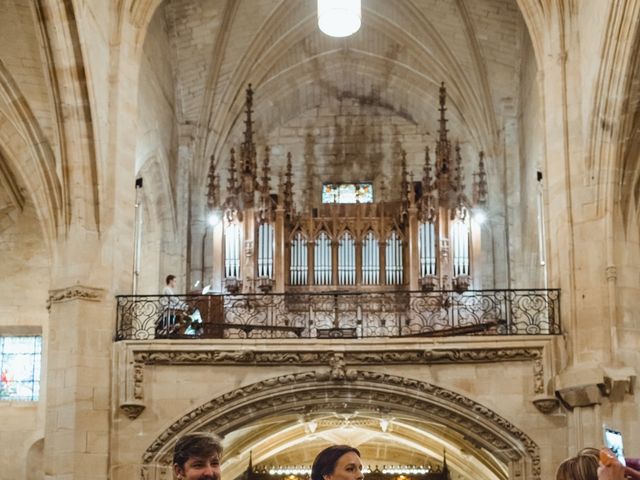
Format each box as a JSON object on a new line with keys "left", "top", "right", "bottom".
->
{"left": 603, "top": 425, "right": 626, "bottom": 467}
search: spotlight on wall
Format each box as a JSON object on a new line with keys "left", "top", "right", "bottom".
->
{"left": 208, "top": 211, "right": 222, "bottom": 226}
{"left": 472, "top": 209, "right": 487, "bottom": 225}
{"left": 317, "top": 0, "right": 361, "bottom": 38}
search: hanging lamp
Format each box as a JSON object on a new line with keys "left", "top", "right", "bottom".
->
{"left": 317, "top": 0, "right": 361, "bottom": 38}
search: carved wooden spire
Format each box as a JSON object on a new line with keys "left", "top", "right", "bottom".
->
{"left": 283, "top": 152, "right": 294, "bottom": 216}
{"left": 223, "top": 148, "right": 241, "bottom": 221}
{"left": 420, "top": 146, "right": 437, "bottom": 222}
{"left": 240, "top": 83, "right": 258, "bottom": 207}
{"left": 400, "top": 150, "right": 410, "bottom": 211}
{"left": 242, "top": 84, "right": 257, "bottom": 172}
{"left": 260, "top": 146, "right": 271, "bottom": 197}
{"left": 452, "top": 142, "right": 470, "bottom": 219}
{"left": 227, "top": 148, "right": 237, "bottom": 195}
{"left": 453, "top": 142, "right": 464, "bottom": 194}
{"left": 422, "top": 146, "right": 434, "bottom": 194}
{"left": 435, "top": 82, "right": 451, "bottom": 175}
{"left": 474, "top": 150, "right": 488, "bottom": 205}
{"left": 206, "top": 154, "right": 219, "bottom": 211}
{"left": 258, "top": 146, "right": 273, "bottom": 222}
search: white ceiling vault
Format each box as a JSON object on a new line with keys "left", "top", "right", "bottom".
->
{"left": 142, "top": 0, "right": 529, "bottom": 187}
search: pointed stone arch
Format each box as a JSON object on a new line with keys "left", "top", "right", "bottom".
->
{"left": 0, "top": 59, "right": 61, "bottom": 249}
{"left": 142, "top": 370, "right": 540, "bottom": 479}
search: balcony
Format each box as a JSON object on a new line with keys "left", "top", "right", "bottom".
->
{"left": 115, "top": 289, "right": 561, "bottom": 341}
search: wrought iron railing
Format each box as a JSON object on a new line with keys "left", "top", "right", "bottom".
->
{"left": 115, "top": 289, "right": 560, "bottom": 340}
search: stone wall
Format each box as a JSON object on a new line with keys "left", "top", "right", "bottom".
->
{"left": 136, "top": 4, "right": 183, "bottom": 294}
{"left": 112, "top": 337, "right": 564, "bottom": 480}
{"left": 513, "top": 32, "right": 545, "bottom": 288}
{"left": 0, "top": 199, "right": 49, "bottom": 480}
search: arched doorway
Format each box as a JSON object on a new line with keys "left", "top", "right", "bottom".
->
{"left": 142, "top": 370, "right": 539, "bottom": 480}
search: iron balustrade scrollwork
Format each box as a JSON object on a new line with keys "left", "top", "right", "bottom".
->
{"left": 115, "top": 289, "right": 561, "bottom": 341}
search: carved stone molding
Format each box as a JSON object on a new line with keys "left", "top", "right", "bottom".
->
{"left": 533, "top": 358, "right": 544, "bottom": 394}
{"left": 605, "top": 265, "right": 617, "bottom": 281}
{"left": 141, "top": 370, "right": 541, "bottom": 479}
{"left": 532, "top": 396, "right": 560, "bottom": 414}
{"left": 129, "top": 347, "right": 545, "bottom": 407}
{"left": 603, "top": 367, "right": 636, "bottom": 402}
{"left": 121, "top": 401, "right": 146, "bottom": 419}
{"left": 554, "top": 365, "right": 636, "bottom": 408}
{"left": 47, "top": 285, "right": 105, "bottom": 309}
{"left": 134, "top": 347, "right": 542, "bottom": 366}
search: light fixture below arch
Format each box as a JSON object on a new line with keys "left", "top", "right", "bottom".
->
{"left": 317, "top": 0, "right": 361, "bottom": 38}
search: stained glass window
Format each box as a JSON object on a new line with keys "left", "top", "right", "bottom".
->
{"left": 0, "top": 336, "right": 42, "bottom": 401}
{"left": 322, "top": 183, "right": 373, "bottom": 203}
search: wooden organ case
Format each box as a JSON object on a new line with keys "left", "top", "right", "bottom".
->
{"left": 207, "top": 83, "right": 488, "bottom": 297}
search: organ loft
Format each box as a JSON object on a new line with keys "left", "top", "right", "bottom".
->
{"left": 209, "top": 83, "right": 488, "bottom": 296}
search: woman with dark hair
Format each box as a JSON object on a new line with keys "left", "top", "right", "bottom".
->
{"left": 311, "top": 445, "right": 364, "bottom": 480}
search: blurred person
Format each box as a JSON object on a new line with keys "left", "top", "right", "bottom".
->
{"left": 556, "top": 447, "right": 600, "bottom": 480}
{"left": 597, "top": 448, "right": 640, "bottom": 480}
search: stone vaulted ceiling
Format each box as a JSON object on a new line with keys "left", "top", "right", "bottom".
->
{"left": 149, "top": 0, "right": 527, "bottom": 184}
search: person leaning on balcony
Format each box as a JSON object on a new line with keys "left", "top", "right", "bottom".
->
{"left": 163, "top": 274, "right": 189, "bottom": 309}
{"left": 173, "top": 431, "right": 223, "bottom": 480}
{"left": 157, "top": 274, "right": 190, "bottom": 337}
{"left": 311, "top": 445, "right": 365, "bottom": 480}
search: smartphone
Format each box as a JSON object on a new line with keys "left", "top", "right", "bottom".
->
{"left": 603, "top": 425, "right": 626, "bottom": 466}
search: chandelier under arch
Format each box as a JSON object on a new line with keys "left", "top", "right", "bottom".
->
{"left": 317, "top": 0, "right": 361, "bottom": 38}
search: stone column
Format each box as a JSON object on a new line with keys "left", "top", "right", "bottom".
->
{"left": 536, "top": 1, "right": 637, "bottom": 450}
{"left": 39, "top": 2, "right": 140, "bottom": 478}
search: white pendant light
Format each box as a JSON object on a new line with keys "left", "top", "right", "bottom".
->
{"left": 317, "top": 0, "right": 361, "bottom": 38}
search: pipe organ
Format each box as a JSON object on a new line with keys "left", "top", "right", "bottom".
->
{"left": 207, "top": 83, "right": 488, "bottom": 294}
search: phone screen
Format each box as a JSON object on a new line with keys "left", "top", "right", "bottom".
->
{"left": 604, "top": 426, "right": 626, "bottom": 466}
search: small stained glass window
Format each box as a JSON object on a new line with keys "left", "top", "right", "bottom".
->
{"left": 322, "top": 183, "right": 373, "bottom": 204}
{"left": 0, "top": 336, "right": 42, "bottom": 401}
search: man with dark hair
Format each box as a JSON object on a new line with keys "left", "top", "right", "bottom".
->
{"left": 173, "top": 431, "right": 223, "bottom": 480}
{"left": 164, "top": 274, "right": 177, "bottom": 291}
{"left": 157, "top": 274, "right": 190, "bottom": 338}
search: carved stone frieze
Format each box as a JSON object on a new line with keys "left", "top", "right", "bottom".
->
{"left": 533, "top": 358, "right": 544, "bottom": 394}
{"left": 134, "top": 347, "right": 541, "bottom": 366}
{"left": 128, "top": 346, "right": 546, "bottom": 410}
{"left": 141, "top": 370, "right": 541, "bottom": 479}
{"left": 47, "top": 285, "right": 105, "bottom": 309}
{"left": 133, "top": 363, "right": 145, "bottom": 400}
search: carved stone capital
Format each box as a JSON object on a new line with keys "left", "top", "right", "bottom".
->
{"left": 121, "top": 401, "right": 146, "bottom": 419}
{"left": 602, "top": 367, "right": 636, "bottom": 402}
{"left": 47, "top": 285, "right": 105, "bottom": 309}
{"left": 554, "top": 365, "right": 636, "bottom": 408}
{"left": 554, "top": 365, "right": 604, "bottom": 408}
{"left": 532, "top": 395, "right": 560, "bottom": 414}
